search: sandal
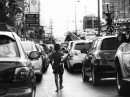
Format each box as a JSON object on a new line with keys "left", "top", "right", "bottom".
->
{"left": 55, "top": 90, "right": 59, "bottom": 92}
{"left": 60, "top": 86, "right": 64, "bottom": 90}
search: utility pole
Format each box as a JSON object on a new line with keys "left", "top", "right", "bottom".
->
{"left": 75, "top": 1, "right": 80, "bottom": 35}
{"left": 97, "top": 0, "right": 101, "bottom": 36}
{"left": 50, "top": 18, "right": 53, "bottom": 44}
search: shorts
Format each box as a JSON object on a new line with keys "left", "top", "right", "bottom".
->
{"left": 53, "top": 64, "right": 64, "bottom": 75}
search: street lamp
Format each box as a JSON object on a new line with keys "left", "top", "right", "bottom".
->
{"left": 75, "top": 0, "right": 80, "bottom": 35}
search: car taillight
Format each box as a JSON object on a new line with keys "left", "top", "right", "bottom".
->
{"left": 95, "top": 53, "right": 108, "bottom": 64}
{"left": 13, "top": 67, "right": 30, "bottom": 82}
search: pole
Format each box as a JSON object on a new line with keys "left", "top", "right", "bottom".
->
{"left": 50, "top": 19, "right": 53, "bottom": 44}
{"left": 75, "top": 1, "right": 77, "bottom": 35}
{"left": 98, "top": 0, "right": 101, "bottom": 36}
{"left": 67, "top": 21, "right": 68, "bottom": 32}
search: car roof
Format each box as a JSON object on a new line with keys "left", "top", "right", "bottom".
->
{"left": 73, "top": 40, "right": 91, "bottom": 44}
{"left": 94, "top": 35, "right": 117, "bottom": 41}
{"left": 21, "top": 41, "right": 35, "bottom": 43}
{"left": 0, "top": 31, "right": 15, "bottom": 40}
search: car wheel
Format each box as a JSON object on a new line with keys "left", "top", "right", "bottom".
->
{"left": 69, "top": 66, "right": 74, "bottom": 73}
{"left": 31, "top": 87, "right": 36, "bottom": 97}
{"left": 92, "top": 67, "right": 100, "bottom": 86}
{"left": 82, "top": 69, "right": 89, "bottom": 82}
{"left": 42, "top": 60, "right": 47, "bottom": 73}
{"left": 116, "top": 65, "right": 129, "bottom": 96}
{"left": 36, "top": 70, "right": 43, "bottom": 82}
{"left": 64, "top": 61, "right": 68, "bottom": 69}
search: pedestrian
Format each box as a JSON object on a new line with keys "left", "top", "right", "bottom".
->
{"left": 50, "top": 44, "right": 66, "bottom": 92}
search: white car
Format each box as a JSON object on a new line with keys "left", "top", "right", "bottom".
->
{"left": 66, "top": 41, "right": 74, "bottom": 52}
{"left": 35, "top": 44, "right": 49, "bottom": 72}
{"left": 21, "top": 41, "right": 43, "bottom": 82}
{"left": 67, "top": 40, "right": 91, "bottom": 72}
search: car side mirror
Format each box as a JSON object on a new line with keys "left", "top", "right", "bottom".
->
{"left": 117, "top": 34, "right": 127, "bottom": 42}
{"left": 28, "top": 51, "right": 40, "bottom": 60}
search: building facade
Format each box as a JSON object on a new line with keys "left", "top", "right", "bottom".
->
{"left": 102, "top": 0, "right": 130, "bottom": 20}
{"left": 83, "top": 16, "right": 98, "bottom": 30}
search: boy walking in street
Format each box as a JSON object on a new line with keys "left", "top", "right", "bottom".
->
{"left": 50, "top": 44, "right": 65, "bottom": 92}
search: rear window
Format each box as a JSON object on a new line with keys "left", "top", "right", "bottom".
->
{"left": 74, "top": 42, "right": 91, "bottom": 50}
{"left": 101, "top": 37, "right": 122, "bottom": 50}
{"left": 0, "top": 35, "right": 18, "bottom": 57}
{"left": 22, "top": 42, "right": 36, "bottom": 52}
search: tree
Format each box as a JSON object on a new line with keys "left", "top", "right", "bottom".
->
{"left": 0, "top": 0, "right": 22, "bottom": 26}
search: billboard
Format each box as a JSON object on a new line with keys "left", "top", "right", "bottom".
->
{"left": 24, "top": 0, "right": 39, "bottom": 13}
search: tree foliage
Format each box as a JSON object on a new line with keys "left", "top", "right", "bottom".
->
{"left": 0, "top": 0, "right": 22, "bottom": 26}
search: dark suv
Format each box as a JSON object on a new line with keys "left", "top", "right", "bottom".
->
{"left": 82, "top": 35, "right": 122, "bottom": 85}
{"left": 0, "top": 31, "right": 37, "bottom": 97}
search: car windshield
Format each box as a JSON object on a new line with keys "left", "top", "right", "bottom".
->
{"left": 74, "top": 42, "right": 91, "bottom": 50}
{"left": 0, "top": 35, "right": 18, "bottom": 57}
{"left": 101, "top": 37, "right": 122, "bottom": 50}
{"left": 22, "top": 42, "right": 36, "bottom": 52}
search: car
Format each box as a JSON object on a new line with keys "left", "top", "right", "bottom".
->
{"left": 40, "top": 43, "right": 50, "bottom": 54}
{"left": 64, "top": 41, "right": 74, "bottom": 68}
{"left": 82, "top": 35, "right": 122, "bottom": 86}
{"left": 40, "top": 43, "right": 51, "bottom": 64}
{"left": 0, "top": 31, "right": 36, "bottom": 97}
{"left": 115, "top": 34, "right": 130, "bottom": 96}
{"left": 47, "top": 44, "right": 54, "bottom": 51}
{"left": 21, "top": 41, "right": 43, "bottom": 82}
{"left": 66, "top": 41, "right": 74, "bottom": 52}
{"left": 66, "top": 40, "right": 91, "bottom": 72}
{"left": 35, "top": 44, "right": 49, "bottom": 72}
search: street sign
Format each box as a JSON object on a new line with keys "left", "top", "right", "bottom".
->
{"left": 26, "top": 23, "right": 39, "bottom": 27}
{"left": 25, "top": 18, "right": 39, "bottom": 22}
{"left": 25, "top": 14, "right": 39, "bottom": 18}
{"left": 107, "top": 25, "right": 114, "bottom": 32}
{"left": 25, "top": 14, "right": 39, "bottom": 27}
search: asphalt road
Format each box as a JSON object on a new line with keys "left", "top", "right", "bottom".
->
{"left": 35, "top": 64, "right": 128, "bottom": 97}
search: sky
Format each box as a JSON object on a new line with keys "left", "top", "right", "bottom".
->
{"left": 40, "top": 0, "right": 99, "bottom": 38}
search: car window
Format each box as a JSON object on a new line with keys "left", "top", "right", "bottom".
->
{"left": 89, "top": 40, "right": 97, "bottom": 51}
{"left": 101, "top": 37, "right": 122, "bottom": 50}
{"left": 35, "top": 45, "right": 41, "bottom": 52}
{"left": 22, "top": 42, "right": 36, "bottom": 51}
{"left": 93, "top": 40, "right": 99, "bottom": 50}
{"left": 42, "top": 44, "right": 49, "bottom": 51}
{"left": 70, "top": 42, "right": 74, "bottom": 50}
{"left": 40, "top": 45, "right": 45, "bottom": 52}
{"left": 0, "top": 36, "right": 18, "bottom": 57}
{"left": 74, "top": 42, "right": 90, "bottom": 50}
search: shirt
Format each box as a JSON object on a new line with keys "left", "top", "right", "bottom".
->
{"left": 51, "top": 51, "right": 64, "bottom": 66}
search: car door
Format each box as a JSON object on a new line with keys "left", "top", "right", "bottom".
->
{"left": 122, "top": 43, "right": 130, "bottom": 77}
{"left": 85, "top": 40, "right": 98, "bottom": 76}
